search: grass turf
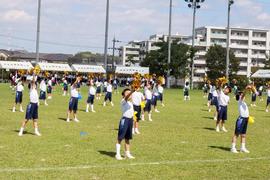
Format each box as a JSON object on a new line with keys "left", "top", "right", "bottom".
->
{"left": 0, "top": 83, "right": 269, "bottom": 179}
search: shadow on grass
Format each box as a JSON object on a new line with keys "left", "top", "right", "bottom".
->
{"left": 58, "top": 117, "right": 67, "bottom": 121}
{"left": 98, "top": 150, "right": 115, "bottom": 158}
{"left": 209, "top": 145, "right": 231, "bottom": 152}
{"left": 202, "top": 116, "right": 213, "bottom": 120}
{"left": 203, "top": 127, "right": 216, "bottom": 131}
{"left": 13, "top": 130, "right": 35, "bottom": 135}
{"left": 201, "top": 109, "right": 209, "bottom": 112}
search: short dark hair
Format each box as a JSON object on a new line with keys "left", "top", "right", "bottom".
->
{"left": 122, "top": 88, "right": 131, "bottom": 97}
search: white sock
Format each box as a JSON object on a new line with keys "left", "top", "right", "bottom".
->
{"left": 91, "top": 105, "right": 94, "bottom": 111}
{"left": 86, "top": 104, "right": 89, "bottom": 111}
{"left": 241, "top": 143, "right": 246, "bottom": 149}
{"left": 149, "top": 114, "right": 152, "bottom": 119}
{"left": 231, "top": 143, "right": 236, "bottom": 149}
{"left": 19, "top": 127, "right": 24, "bottom": 133}
{"left": 125, "top": 151, "right": 131, "bottom": 156}
{"left": 116, "top": 143, "right": 121, "bottom": 156}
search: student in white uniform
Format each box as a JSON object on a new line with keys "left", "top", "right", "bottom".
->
{"left": 266, "top": 85, "right": 270, "bottom": 112}
{"left": 18, "top": 77, "right": 41, "bottom": 136}
{"left": 183, "top": 82, "right": 190, "bottom": 101}
{"left": 39, "top": 79, "right": 48, "bottom": 106}
{"left": 103, "top": 80, "right": 114, "bottom": 107}
{"left": 211, "top": 85, "right": 219, "bottom": 120}
{"left": 231, "top": 91, "right": 250, "bottom": 153}
{"left": 158, "top": 84, "right": 165, "bottom": 107}
{"left": 12, "top": 81, "right": 24, "bottom": 112}
{"left": 62, "top": 79, "right": 68, "bottom": 96}
{"left": 131, "top": 86, "right": 145, "bottom": 135}
{"left": 152, "top": 83, "right": 160, "bottom": 113}
{"left": 86, "top": 80, "right": 96, "bottom": 113}
{"left": 95, "top": 80, "right": 102, "bottom": 100}
{"left": 47, "top": 78, "right": 53, "bottom": 99}
{"left": 67, "top": 78, "right": 80, "bottom": 122}
{"left": 216, "top": 86, "right": 231, "bottom": 132}
{"left": 115, "top": 88, "right": 135, "bottom": 160}
{"left": 142, "top": 83, "right": 153, "bottom": 121}
{"left": 258, "top": 85, "right": 264, "bottom": 102}
{"left": 207, "top": 84, "right": 213, "bottom": 111}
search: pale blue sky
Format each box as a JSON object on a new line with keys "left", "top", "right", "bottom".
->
{"left": 0, "top": 0, "right": 270, "bottom": 54}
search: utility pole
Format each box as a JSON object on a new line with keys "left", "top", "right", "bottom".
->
{"left": 111, "top": 37, "right": 121, "bottom": 71}
{"left": 104, "top": 0, "right": 110, "bottom": 74}
{"left": 167, "top": 0, "right": 173, "bottom": 89}
{"left": 35, "top": 0, "right": 41, "bottom": 64}
{"left": 226, "top": 0, "right": 234, "bottom": 79}
{"left": 185, "top": 0, "right": 205, "bottom": 89}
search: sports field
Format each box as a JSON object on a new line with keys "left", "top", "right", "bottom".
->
{"left": 0, "top": 84, "right": 269, "bottom": 179}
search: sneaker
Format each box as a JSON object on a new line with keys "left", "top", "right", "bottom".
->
{"left": 66, "top": 118, "right": 70, "bottom": 122}
{"left": 45, "top": 103, "right": 48, "bottom": 106}
{"left": 12, "top": 109, "right": 16, "bottom": 113}
{"left": 115, "top": 154, "right": 123, "bottom": 160}
{"left": 91, "top": 110, "right": 96, "bottom": 113}
{"left": 240, "top": 148, "right": 250, "bottom": 153}
{"left": 74, "top": 118, "right": 80, "bottom": 123}
{"left": 135, "top": 129, "right": 141, "bottom": 134}
{"left": 141, "top": 116, "right": 145, "bottom": 121}
{"left": 214, "top": 117, "right": 217, "bottom": 121}
{"left": 155, "top": 109, "right": 160, "bottom": 113}
{"left": 132, "top": 128, "right": 135, "bottom": 135}
{"left": 86, "top": 110, "right": 89, "bottom": 113}
{"left": 125, "top": 153, "right": 135, "bottom": 159}
{"left": 216, "top": 127, "right": 220, "bottom": 132}
{"left": 18, "top": 131, "right": 23, "bottom": 136}
{"left": 149, "top": 118, "right": 153, "bottom": 122}
{"left": 266, "top": 109, "right": 269, "bottom": 113}
{"left": 20, "top": 109, "right": 24, "bottom": 112}
{"left": 111, "top": 103, "right": 114, "bottom": 107}
{"left": 35, "top": 131, "right": 42, "bottom": 136}
{"left": 161, "top": 103, "right": 165, "bottom": 107}
{"left": 208, "top": 109, "right": 211, "bottom": 112}
{"left": 222, "top": 127, "right": 228, "bottom": 133}
{"left": 231, "top": 148, "right": 239, "bottom": 153}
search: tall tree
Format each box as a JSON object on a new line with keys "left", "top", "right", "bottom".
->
{"left": 140, "top": 41, "right": 190, "bottom": 79}
{"left": 205, "top": 44, "right": 240, "bottom": 80}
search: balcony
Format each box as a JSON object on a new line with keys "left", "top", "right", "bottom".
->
{"left": 194, "top": 68, "right": 206, "bottom": 74}
{"left": 230, "top": 35, "right": 249, "bottom": 40}
{"left": 239, "top": 62, "right": 248, "bottom": 67}
{"left": 235, "top": 53, "right": 248, "bottom": 58}
{"left": 230, "top": 43, "right": 249, "bottom": 49}
{"left": 251, "top": 54, "right": 266, "bottom": 59}
{"left": 237, "top": 70, "right": 247, "bottom": 76}
{"left": 196, "top": 51, "right": 206, "bottom": 56}
{"left": 252, "top": 36, "right": 267, "bottom": 41}
{"left": 211, "top": 33, "right": 227, "bottom": 39}
{"left": 251, "top": 45, "right": 266, "bottom": 50}
{"left": 194, "top": 59, "right": 206, "bottom": 65}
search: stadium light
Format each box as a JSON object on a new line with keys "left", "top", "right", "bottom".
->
{"left": 104, "top": 0, "right": 110, "bottom": 74}
{"left": 184, "top": 0, "right": 205, "bottom": 89}
{"left": 226, "top": 0, "right": 234, "bottom": 79}
{"left": 167, "top": 0, "right": 173, "bottom": 88}
{"left": 35, "top": 0, "right": 41, "bottom": 64}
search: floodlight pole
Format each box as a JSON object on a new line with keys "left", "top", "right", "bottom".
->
{"left": 167, "top": 0, "right": 173, "bottom": 88}
{"left": 35, "top": 0, "right": 41, "bottom": 64}
{"left": 104, "top": 0, "right": 110, "bottom": 74}
{"left": 226, "top": 0, "right": 234, "bottom": 80}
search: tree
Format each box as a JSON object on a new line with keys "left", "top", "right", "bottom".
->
{"left": 140, "top": 41, "right": 190, "bottom": 79}
{"left": 126, "top": 54, "right": 137, "bottom": 66}
{"left": 205, "top": 44, "right": 240, "bottom": 80}
{"left": 263, "top": 54, "right": 270, "bottom": 69}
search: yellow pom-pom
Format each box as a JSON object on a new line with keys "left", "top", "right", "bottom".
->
{"left": 140, "top": 101, "right": 146, "bottom": 109}
{"left": 133, "top": 112, "right": 138, "bottom": 122}
{"left": 248, "top": 116, "right": 255, "bottom": 124}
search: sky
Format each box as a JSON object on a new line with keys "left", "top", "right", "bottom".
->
{"left": 0, "top": 0, "right": 270, "bottom": 55}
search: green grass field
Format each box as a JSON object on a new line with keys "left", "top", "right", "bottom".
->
{"left": 0, "top": 83, "right": 270, "bottom": 179}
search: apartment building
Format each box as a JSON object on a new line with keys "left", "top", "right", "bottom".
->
{"left": 192, "top": 26, "right": 270, "bottom": 82}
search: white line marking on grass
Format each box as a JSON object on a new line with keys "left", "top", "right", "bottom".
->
{"left": 0, "top": 157, "right": 269, "bottom": 173}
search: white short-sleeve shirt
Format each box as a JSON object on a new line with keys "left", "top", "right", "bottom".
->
{"left": 121, "top": 100, "right": 134, "bottom": 118}
{"left": 132, "top": 91, "right": 144, "bottom": 106}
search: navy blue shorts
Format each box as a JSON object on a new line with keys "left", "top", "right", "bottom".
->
{"left": 184, "top": 90, "right": 189, "bottom": 96}
{"left": 47, "top": 86, "right": 52, "bottom": 94}
{"left": 133, "top": 105, "right": 141, "bottom": 122}
{"left": 87, "top": 95, "right": 95, "bottom": 104}
{"left": 103, "top": 87, "right": 107, "bottom": 93}
{"left": 258, "top": 91, "right": 262, "bottom": 97}
{"left": 267, "top": 97, "right": 270, "bottom": 106}
{"left": 211, "top": 97, "right": 219, "bottom": 111}
{"left": 63, "top": 85, "right": 68, "bottom": 91}
{"left": 251, "top": 93, "right": 256, "bottom": 102}
{"left": 104, "top": 92, "right": 112, "bottom": 102}
{"left": 39, "top": 91, "right": 46, "bottom": 100}
{"left": 96, "top": 87, "right": 101, "bottom": 93}
{"left": 69, "top": 97, "right": 78, "bottom": 113}
{"left": 218, "top": 106, "right": 227, "bottom": 121}
{"left": 235, "top": 117, "right": 248, "bottom": 135}
{"left": 25, "top": 103, "right": 38, "bottom": 120}
{"left": 15, "top": 91, "right": 23, "bottom": 104}
{"left": 113, "top": 84, "right": 118, "bottom": 90}
{"left": 208, "top": 93, "right": 213, "bottom": 101}
{"left": 151, "top": 95, "right": 158, "bottom": 106}
{"left": 159, "top": 93, "right": 163, "bottom": 101}
{"left": 144, "top": 99, "right": 152, "bottom": 112}
{"left": 118, "top": 117, "right": 133, "bottom": 141}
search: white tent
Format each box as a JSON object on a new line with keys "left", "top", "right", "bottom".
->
{"left": 251, "top": 69, "right": 270, "bottom": 79}
{"left": 0, "top": 61, "right": 33, "bottom": 70}
{"left": 71, "top": 64, "right": 106, "bottom": 73}
{"left": 37, "top": 62, "right": 72, "bottom": 72}
{"left": 115, "top": 66, "right": 149, "bottom": 75}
